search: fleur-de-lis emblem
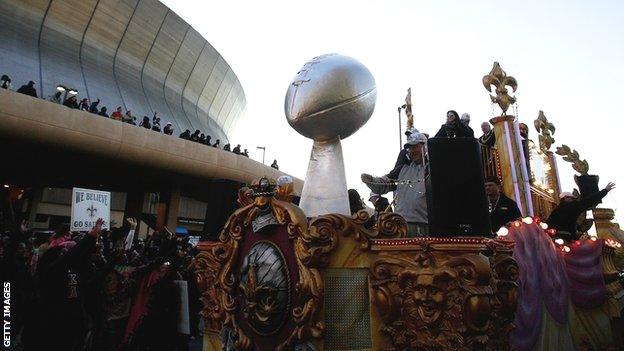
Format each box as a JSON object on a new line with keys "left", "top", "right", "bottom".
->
{"left": 482, "top": 62, "right": 518, "bottom": 115}
{"left": 534, "top": 110, "right": 556, "bottom": 151}
{"left": 86, "top": 203, "right": 97, "bottom": 218}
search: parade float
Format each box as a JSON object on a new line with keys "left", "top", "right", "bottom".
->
{"left": 194, "top": 56, "right": 624, "bottom": 350}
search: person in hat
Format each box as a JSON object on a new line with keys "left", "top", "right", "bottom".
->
{"left": 546, "top": 182, "right": 615, "bottom": 241}
{"left": 484, "top": 176, "right": 522, "bottom": 233}
{"left": 361, "top": 132, "right": 429, "bottom": 237}
{"left": 388, "top": 127, "right": 420, "bottom": 180}
{"left": 16, "top": 80, "right": 37, "bottom": 97}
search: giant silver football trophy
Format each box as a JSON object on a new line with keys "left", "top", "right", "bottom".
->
{"left": 285, "top": 54, "right": 377, "bottom": 216}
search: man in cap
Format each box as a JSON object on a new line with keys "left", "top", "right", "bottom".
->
{"left": 484, "top": 176, "right": 522, "bottom": 233}
{"left": 546, "top": 182, "right": 615, "bottom": 241}
{"left": 361, "top": 132, "right": 429, "bottom": 236}
{"left": 388, "top": 127, "right": 420, "bottom": 179}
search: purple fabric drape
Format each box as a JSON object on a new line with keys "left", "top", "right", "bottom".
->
{"left": 508, "top": 222, "right": 569, "bottom": 350}
{"left": 563, "top": 239, "right": 607, "bottom": 309}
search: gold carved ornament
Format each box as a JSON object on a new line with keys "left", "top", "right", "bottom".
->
{"left": 534, "top": 110, "right": 556, "bottom": 152}
{"left": 214, "top": 190, "right": 324, "bottom": 350}
{"left": 482, "top": 62, "right": 518, "bottom": 116}
{"left": 555, "top": 144, "right": 589, "bottom": 175}
{"left": 370, "top": 238, "right": 518, "bottom": 351}
{"left": 194, "top": 178, "right": 407, "bottom": 350}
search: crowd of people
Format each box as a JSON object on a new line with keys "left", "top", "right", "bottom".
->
{"left": 1, "top": 218, "right": 203, "bottom": 351}
{"left": 1, "top": 76, "right": 264, "bottom": 161}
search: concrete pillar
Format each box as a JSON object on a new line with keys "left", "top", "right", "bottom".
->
{"left": 202, "top": 180, "right": 241, "bottom": 241}
{"left": 27, "top": 186, "right": 43, "bottom": 226}
{"left": 491, "top": 115, "right": 533, "bottom": 216}
{"left": 123, "top": 190, "right": 144, "bottom": 232}
{"left": 157, "top": 182, "right": 180, "bottom": 233}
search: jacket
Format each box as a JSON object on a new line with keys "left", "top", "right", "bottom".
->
{"left": 489, "top": 193, "right": 522, "bottom": 231}
{"left": 368, "top": 162, "right": 428, "bottom": 223}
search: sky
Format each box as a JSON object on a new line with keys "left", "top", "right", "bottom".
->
{"left": 163, "top": 0, "right": 624, "bottom": 223}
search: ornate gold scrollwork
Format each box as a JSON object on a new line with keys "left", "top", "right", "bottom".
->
{"left": 482, "top": 62, "right": 518, "bottom": 115}
{"left": 310, "top": 210, "right": 407, "bottom": 252}
{"left": 371, "top": 238, "right": 517, "bottom": 351}
{"left": 195, "top": 242, "right": 226, "bottom": 333}
{"left": 195, "top": 181, "right": 343, "bottom": 350}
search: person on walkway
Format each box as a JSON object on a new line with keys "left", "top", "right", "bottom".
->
{"left": 16, "top": 80, "right": 37, "bottom": 97}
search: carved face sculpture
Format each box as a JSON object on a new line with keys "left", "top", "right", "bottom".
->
{"left": 400, "top": 269, "right": 453, "bottom": 326}
{"left": 238, "top": 241, "right": 290, "bottom": 335}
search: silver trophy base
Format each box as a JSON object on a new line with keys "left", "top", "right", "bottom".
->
{"left": 299, "top": 137, "right": 350, "bottom": 217}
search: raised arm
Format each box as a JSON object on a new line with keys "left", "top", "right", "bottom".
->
{"left": 361, "top": 173, "right": 396, "bottom": 195}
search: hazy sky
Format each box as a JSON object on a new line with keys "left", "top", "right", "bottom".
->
{"left": 163, "top": 0, "right": 624, "bottom": 223}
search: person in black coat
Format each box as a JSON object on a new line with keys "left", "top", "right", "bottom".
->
{"left": 434, "top": 110, "right": 474, "bottom": 138}
{"left": 139, "top": 116, "right": 151, "bottom": 129}
{"left": 547, "top": 182, "right": 615, "bottom": 241}
{"left": 179, "top": 129, "right": 191, "bottom": 140}
{"left": 484, "top": 176, "right": 522, "bottom": 233}
{"left": 16, "top": 80, "right": 37, "bottom": 97}
{"left": 34, "top": 219, "right": 104, "bottom": 351}
{"left": 190, "top": 129, "right": 200, "bottom": 142}
{"left": 89, "top": 99, "right": 100, "bottom": 113}
{"left": 98, "top": 106, "right": 109, "bottom": 117}
{"left": 63, "top": 95, "right": 79, "bottom": 109}
{"left": 478, "top": 122, "right": 496, "bottom": 147}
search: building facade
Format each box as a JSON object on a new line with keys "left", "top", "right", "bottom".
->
{"left": 0, "top": 0, "right": 245, "bottom": 142}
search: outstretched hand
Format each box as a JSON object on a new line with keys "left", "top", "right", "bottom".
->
{"left": 88, "top": 218, "right": 105, "bottom": 238}
{"left": 126, "top": 217, "right": 137, "bottom": 230}
{"left": 20, "top": 219, "right": 29, "bottom": 233}
{"left": 361, "top": 173, "right": 373, "bottom": 184}
{"left": 605, "top": 182, "right": 616, "bottom": 192}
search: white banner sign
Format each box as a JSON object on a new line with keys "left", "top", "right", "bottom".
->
{"left": 188, "top": 236, "right": 200, "bottom": 247}
{"left": 70, "top": 187, "right": 111, "bottom": 231}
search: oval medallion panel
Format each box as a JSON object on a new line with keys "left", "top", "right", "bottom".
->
{"left": 238, "top": 241, "right": 291, "bottom": 335}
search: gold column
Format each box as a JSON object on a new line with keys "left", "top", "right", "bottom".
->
{"left": 483, "top": 62, "right": 531, "bottom": 215}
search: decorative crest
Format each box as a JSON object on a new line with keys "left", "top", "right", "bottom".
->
{"left": 534, "top": 110, "right": 556, "bottom": 151}
{"left": 555, "top": 145, "right": 589, "bottom": 174}
{"left": 482, "top": 62, "right": 518, "bottom": 115}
